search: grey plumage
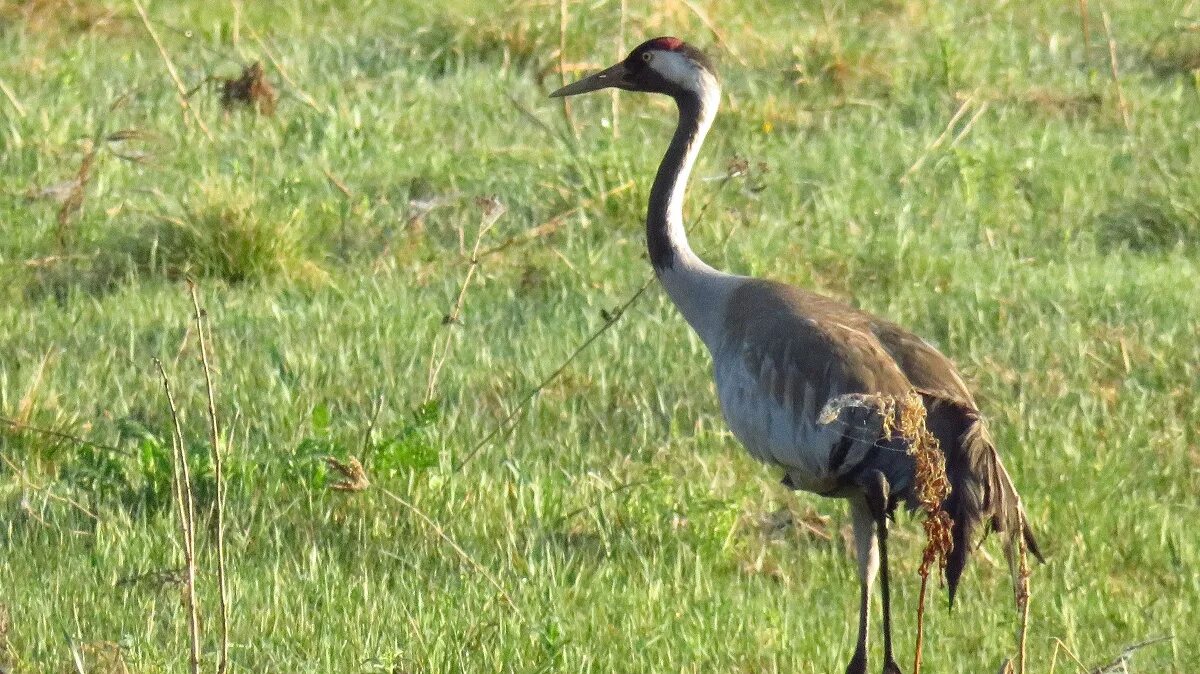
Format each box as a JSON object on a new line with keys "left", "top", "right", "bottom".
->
{"left": 552, "top": 36, "right": 1043, "bottom": 674}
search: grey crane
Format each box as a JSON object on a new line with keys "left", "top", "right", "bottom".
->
{"left": 550, "top": 37, "right": 1044, "bottom": 674}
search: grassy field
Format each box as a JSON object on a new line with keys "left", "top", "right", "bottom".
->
{"left": 1, "top": 0, "right": 1198, "bottom": 671}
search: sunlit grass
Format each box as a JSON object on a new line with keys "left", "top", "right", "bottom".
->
{"left": 0, "top": 0, "right": 1197, "bottom": 672}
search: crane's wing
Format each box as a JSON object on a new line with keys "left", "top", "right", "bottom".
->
{"left": 870, "top": 317, "right": 1045, "bottom": 603}
{"left": 724, "top": 279, "right": 1043, "bottom": 604}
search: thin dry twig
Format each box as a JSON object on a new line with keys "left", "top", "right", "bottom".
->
{"left": 247, "top": 27, "right": 326, "bottom": 114}
{"left": 677, "top": 0, "right": 747, "bottom": 66}
{"left": 1088, "top": 636, "right": 1172, "bottom": 674}
{"left": 1050, "top": 637, "right": 1091, "bottom": 674}
{"left": 230, "top": 0, "right": 242, "bottom": 49}
{"left": 454, "top": 168, "right": 742, "bottom": 472}
{"left": 479, "top": 181, "right": 633, "bottom": 259}
{"left": 612, "top": 0, "right": 626, "bottom": 139}
{"left": 0, "top": 452, "right": 98, "bottom": 521}
{"left": 187, "top": 281, "right": 230, "bottom": 674}
{"left": 1015, "top": 511, "right": 1032, "bottom": 674}
{"left": 131, "top": 0, "right": 214, "bottom": 141}
{"left": 381, "top": 488, "right": 524, "bottom": 617}
{"left": 423, "top": 198, "right": 505, "bottom": 403}
{"left": 1101, "top": 11, "right": 1133, "bottom": 132}
{"left": 322, "top": 167, "right": 353, "bottom": 199}
{"left": 15, "top": 348, "right": 57, "bottom": 427}
{"left": 558, "top": 0, "right": 578, "bottom": 138}
{"left": 0, "top": 415, "right": 128, "bottom": 458}
{"left": 56, "top": 141, "right": 97, "bottom": 251}
{"left": 361, "top": 393, "right": 385, "bottom": 457}
{"left": 152, "top": 358, "right": 201, "bottom": 674}
{"left": 951, "top": 101, "right": 990, "bottom": 146}
{"left": 901, "top": 96, "right": 978, "bottom": 182}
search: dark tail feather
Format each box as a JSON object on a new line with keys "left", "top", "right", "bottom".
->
{"left": 937, "top": 409, "right": 1043, "bottom": 608}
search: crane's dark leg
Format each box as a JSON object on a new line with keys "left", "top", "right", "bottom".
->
{"left": 845, "top": 497, "right": 878, "bottom": 674}
{"left": 863, "top": 470, "right": 903, "bottom": 674}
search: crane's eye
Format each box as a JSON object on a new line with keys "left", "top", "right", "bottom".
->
{"left": 641, "top": 52, "right": 653, "bottom": 62}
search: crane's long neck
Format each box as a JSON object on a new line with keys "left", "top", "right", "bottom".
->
{"left": 647, "top": 88, "right": 717, "bottom": 272}
{"left": 647, "top": 79, "right": 736, "bottom": 350}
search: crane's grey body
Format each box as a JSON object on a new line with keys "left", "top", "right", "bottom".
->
{"left": 552, "top": 38, "right": 1042, "bottom": 674}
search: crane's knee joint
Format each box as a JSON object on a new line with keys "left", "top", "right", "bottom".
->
{"left": 859, "top": 469, "right": 891, "bottom": 521}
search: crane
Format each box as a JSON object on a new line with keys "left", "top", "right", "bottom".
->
{"left": 550, "top": 37, "right": 1044, "bottom": 674}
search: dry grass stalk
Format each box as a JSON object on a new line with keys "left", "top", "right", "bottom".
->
{"left": 186, "top": 281, "right": 230, "bottom": 674}
{"left": 131, "top": 0, "right": 213, "bottom": 141}
{"left": 676, "top": 0, "right": 746, "bottom": 66}
{"left": 1049, "top": 637, "right": 1089, "bottom": 674}
{"left": 326, "top": 456, "right": 371, "bottom": 491}
{"left": 897, "top": 392, "right": 953, "bottom": 674}
{"left": 0, "top": 450, "right": 99, "bottom": 521}
{"left": 381, "top": 488, "right": 524, "bottom": 618}
{"left": 153, "top": 358, "right": 201, "bottom": 674}
{"left": 230, "top": 0, "right": 241, "bottom": 48}
{"left": 15, "top": 347, "right": 57, "bottom": 427}
{"left": 901, "top": 96, "right": 985, "bottom": 183}
{"left": 819, "top": 391, "right": 952, "bottom": 674}
{"left": 322, "top": 166, "right": 353, "bottom": 199}
{"left": 220, "top": 61, "right": 277, "bottom": 116}
{"left": 56, "top": 141, "right": 97, "bottom": 252}
{"left": 479, "top": 180, "right": 633, "bottom": 259}
{"left": 423, "top": 198, "right": 505, "bottom": 403}
{"left": 1087, "top": 636, "right": 1173, "bottom": 673}
{"left": 248, "top": 27, "right": 326, "bottom": 114}
{"left": 0, "top": 75, "right": 26, "bottom": 117}
{"left": 611, "top": 0, "right": 626, "bottom": 139}
{"left": 1014, "top": 510, "right": 1032, "bottom": 674}
{"left": 0, "top": 415, "right": 125, "bottom": 459}
{"left": 454, "top": 166, "right": 745, "bottom": 472}
{"left": 66, "top": 641, "right": 129, "bottom": 674}
{"left": 1101, "top": 12, "right": 1133, "bottom": 132}
{"left": 557, "top": 0, "right": 577, "bottom": 137}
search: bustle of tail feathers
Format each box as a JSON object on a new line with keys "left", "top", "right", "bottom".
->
{"left": 936, "top": 404, "right": 1044, "bottom": 607}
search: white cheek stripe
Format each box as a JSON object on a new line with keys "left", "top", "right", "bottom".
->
{"left": 650, "top": 51, "right": 701, "bottom": 89}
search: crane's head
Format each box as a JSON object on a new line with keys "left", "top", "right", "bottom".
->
{"left": 550, "top": 37, "right": 717, "bottom": 100}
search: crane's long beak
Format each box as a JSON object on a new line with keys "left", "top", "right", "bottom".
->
{"left": 549, "top": 62, "right": 630, "bottom": 97}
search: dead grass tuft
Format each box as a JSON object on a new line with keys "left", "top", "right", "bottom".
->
{"left": 220, "top": 62, "right": 277, "bottom": 116}
{"left": 142, "top": 181, "right": 324, "bottom": 285}
{"left": 326, "top": 456, "right": 370, "bottom": 491}
{"left": 819, "top": 390, "right": 952, "bottom": 674}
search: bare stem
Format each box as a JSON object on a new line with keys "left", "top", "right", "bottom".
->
{"left": 423, "top": 201, "right": 504, "bottom": 403}
{"left": 1015, "top": 511, "right": 1032, "bottom": 674}
{"left": 913, "top": 572, "right": 929, "bottom": 674}
{"left": 153, "top": 358, "right": 201, "bottom": 674}
{"left": 1101, "top": 11, "right": 1133, "bottom": 132}
{"left": 558, "top": 0, "right": 578, "bottom": 137}
{"left": 187, "top": 281, "right": 230, "bottom": 674}
{"left": 381, "top": 488, "right": 524, "bottom": 618}
{"left": 131, "top": 0, "right": 214, "bottom": 140}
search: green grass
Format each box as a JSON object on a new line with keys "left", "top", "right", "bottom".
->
{"left": 1, "top": 0, "right": 1198, "bottom": 671}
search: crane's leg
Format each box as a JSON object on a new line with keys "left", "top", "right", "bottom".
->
{"left": 863, "top": 470, "right": 903, "bottom": 674}
{"left": 845, "top": 496, "right": 879, "bottom": 674}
